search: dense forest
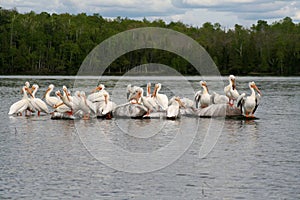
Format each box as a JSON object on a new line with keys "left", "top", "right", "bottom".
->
{"left": 0, "top": 8, "right": 299, "bottom": 75}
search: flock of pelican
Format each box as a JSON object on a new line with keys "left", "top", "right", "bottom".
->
{"left": 8, "top": 75, "right": 262, "bottom": 120}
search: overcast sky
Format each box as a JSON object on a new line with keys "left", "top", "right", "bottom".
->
{"left": 1, "top": 0, "right": 299, "bottom": 28}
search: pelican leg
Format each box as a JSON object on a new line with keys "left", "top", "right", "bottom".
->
{"left": 106, "top": 112, "right": 112, "bottom": 120}
{"left": 83, "top": 114, "right": 90, "bottom": 120}
{"left": 145, "top": 111, "right": 150, "bottom": 116}
{"left": 229, "top": 99, "right": 234, "bottom": 107}
{"left": 66, "top": 111, "right": 73, "bottom": 116}
{"left": 245, "top": 111, "right": 249, "bottom": 118}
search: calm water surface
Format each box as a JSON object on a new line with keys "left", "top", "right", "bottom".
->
{"left": 0, "top": 76, "right": 299, "bottom": 199}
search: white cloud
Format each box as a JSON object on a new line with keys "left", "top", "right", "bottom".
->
{"left": 1, "top": 0, "right": 299, "bottom": 28}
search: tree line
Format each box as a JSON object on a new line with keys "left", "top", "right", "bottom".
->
{"left": 0, "top": 8, "right": 299, "bottom": 75}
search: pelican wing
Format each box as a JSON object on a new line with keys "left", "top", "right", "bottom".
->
{"left": 237, "top": 93, "right": 246, "bottom": 112}
{"left": 194, "top": 90, "right": 202, "bottom": 108}
{"left": 252, "top": 93, "right": 261, "bottom": 114}
{"left": 8, "top": 99, "right": 29, "bottom": 115}
{"left": 167, "top": 103, "right": 179, "bottom": 118}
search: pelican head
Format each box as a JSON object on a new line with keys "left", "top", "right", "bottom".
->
{"left": 97, "top": 84, "right": 105, "bottom": 90}
{"left": 80, "top": 91, "right": 86, "bottom": 97}
{"left": 174, "top": 97, "right": 185, "bottom": 108}
{"left": 32, "top": 84, "right": 39, "bottom": 90}
{"left": 42, "top": 84, "right": 54, "bottom": 99}
{"left": 130, "top": 88, "right": 143, "bottom": 102}
{"left": 62, "top": 85, "right": 68, "bottom": 94}
{"left": 92, "top": 84, "right": 105, "bottom": 93}
{"left": 25, "top": 81, "right": 30, "bottom": 88}
{"left": 229, "top": 75, "right": 236, "bottom": 89}
{"left": 62, "top": 85, "right": 67, "bottom": 95}
{"left": 200, "top": 81, "right": 207, "bottom": 86}
{"left": 155, "top": 83, "right": 162, "bottom": 92}
{"left": 126, "top": 84, "right": 132, "bottom": 92}
{"left": 249, "top": 81, "right": 262, "bottom": 96}
{"left": 75, "top": 90, "right": 81, "bottom": 97}
{"left": 49, "top": 84, "right": 54, "bottom": 89}
{"left": 200, "top": 81, "right": 209, "bottom": 93}
{"left": 55, "top": 90, "right": 62, "bottom": 98}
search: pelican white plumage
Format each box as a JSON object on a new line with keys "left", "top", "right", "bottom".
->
{"left": 77, "top": 91, "right": 97, "bottom": 119}
{"left": 87, "top": 84, "right": 106, "bottom": 102}
{"left": 101, "top": 92, "right": 116, "bottom": 119}
{"left": 152, "top": 83, "right": 168, "bottom": 111}
{"left": 211, "top": 92, "right": 229, "bottom": 104}
{"left": 62, "top": 85, "right": 74, "bottom": 104}
{"left": 53, "top": 91, "right": 72, "bottom": 114}
{"left": 29, "top": 84, "right": 49, "bottom": 116}
{"left": 237, "top": 81, "right": 262, "bottom": 118}
{"left": 43, "top": 84, "right": 61, "bottom": 107}
{"left": 144, "top": 83, "right": 159, "bottom": 110}
{"left": 194, "top": 81, "right": 211, "bottom": 108}
{"left": 126, "top": 84, "right": 141, "bottom": 103}
{"left": 166, "top": 97, "right": 184, "bottom": 119}
{"left": 54, "top": 90, "right": 74, "bottom": 114}
{"left": 8, "top": 86, "right": 31, "bottom": 116}
{"left": 224, "top": 75, "right": 240, "bottom": 106}
{"left": 130, "top": 87, "right": 157, "bottom": 116}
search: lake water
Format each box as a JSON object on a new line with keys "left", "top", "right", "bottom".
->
{"left": 0, "top": 76, "right": 299, "bottom": 199}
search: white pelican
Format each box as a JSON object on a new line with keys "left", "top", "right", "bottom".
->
{"left": 53, "top": 91, "right": 72, "bottom": 114}
{"left": 62, "top": 85, "right": 73, "bottom": 103}
{"left": 77, "top": 91, "right": 97, "bottom": 119}
{"left": 54, "top": 90, "right": 74, "bottom": 115}
{"left": 101, "top": 92, "right": 116, "bottom": 119}
{"left": 224, "top": 75, "right": 240, "bottom": 106}
{"left": 43, "top": 84, "right": 61, "bottom": 107}
{"left": 126, "top": 84, "right": 140, "bottom": 103}
{"left": 237, "top": 81, "right": 262, "bottom": 118}
{"left": 130, "top": 87, "right": 157, "bottom": 116}
{"left": 166, "top": 97, "right": 184, "bottom": 119}
{"left": 144, "top": 83, "right": 159, "bottom": 110}
{"left": 87, "top": 84, "right": 106, "bottom": 102}
{"left": 211, "top": 92, "right": 229, "bottom": 104}
{"left": 8, "top": 86, "right": 31, "bottom": 116}
{"left": 152, "top": 83, "right": 168, "bottom": 111}
{"left": 194, "top": 81, "right": 211, "bottom": 108}
{"left": 29, "top": 84, "right": 49, "bottom": 116}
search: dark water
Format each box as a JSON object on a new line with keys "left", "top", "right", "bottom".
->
{"left": 0, "top": 76, "right": 299, "bottom": 199}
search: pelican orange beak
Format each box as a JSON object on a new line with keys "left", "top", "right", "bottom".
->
{"left": 147, "top": 83, "right": 151, "bottom": 95}
{"left": 251, "top": 83, "right": 262, "bottom": 96}
{"left": 175, "top": 97, "right": 185, "bottom": 108}
{"left": 231, "top": 79, "right": 236, "bottom": 90}
{"left": 63, "top": 88, "right": 71, "bottom": 102}
{"left": 58, "top": 92, "right": 62, "bottom": 98}
{"left": 254, "top": 85, "right": 262, "bottom": 96}
{"left": 152, "top": 85, "right": 158, "bottom": 97}
{"left": 42, "top": 87, "right": 51, "bottom": 99}
{"left": 26, "top": 87, "right": 34, "bottom": 98}
{"left": 91, "top": 86, "right": 102, "bottom": 93}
